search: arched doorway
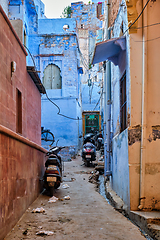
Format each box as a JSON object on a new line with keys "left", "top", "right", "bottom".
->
{"left": 43, "top": 64, "right": 62, "bottom": 89}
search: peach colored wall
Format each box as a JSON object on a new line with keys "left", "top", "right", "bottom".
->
{"left": 128, "top": 0, "right": 160, "bottom": 210}
{"left": 128, "top": 0, "right": 143, "bottom": 210}
{"left": 143, "top": 0, "right": 160, "bottom": 210}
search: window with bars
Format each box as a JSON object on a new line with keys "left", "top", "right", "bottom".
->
{"left": 120, "top": 72, "right": 127, "bottom": 132}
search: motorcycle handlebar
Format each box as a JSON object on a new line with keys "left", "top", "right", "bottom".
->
{"left": 46, "top": 146, "right": 66, "bottom": 156}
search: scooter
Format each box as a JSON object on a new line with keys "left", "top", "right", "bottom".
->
{"left": 95, "top": 132, "right": 103, "bottom": 150}
{"left": 43, "top": 146, "right": 64, "bottom": 196}
{"left": 82, "top": 142, "right": 96, "bottom": 167}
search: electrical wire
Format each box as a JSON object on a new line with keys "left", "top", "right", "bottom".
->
{"left": 124, "top": 0, "right": 151, "bottom": 35}
{"left": 130, "top": 22, "right": 160, "bottom": 30}
{"left": 24, "top": 44, "right": 83, "bottom": 121}
{"left": 130, "top": 34, "right": 160, "bottom": 42}
{"left": 24, "top": 40, "right": 103, "bottom": 120}
{"left": 93, "top": 90, "right": 103, "bottom": 111}
{"left": 45, "top": 91, "right": 83, "bottom": 121}
{"left": 23, "top": 44, "right": 37, "bottom": 71}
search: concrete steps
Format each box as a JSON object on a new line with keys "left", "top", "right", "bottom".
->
{"left": 129, "top": 211, "right": 160, "bottom": 240}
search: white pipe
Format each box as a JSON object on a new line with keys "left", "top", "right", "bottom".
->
{"left": 138, "top": 0, "right": 147, "bottom": 210}
{"left": 103, "top": 0, "right": 109, "bottom": 176}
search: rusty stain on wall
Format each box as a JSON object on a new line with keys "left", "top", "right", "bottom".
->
{"left": 135, "top": 165, "right": 140, "bottom": 174}
{"left": 147, "top": 125, "right": 160, "bottom": 142}
{"left": 127, "top": 111, "right": 130, "bottom": 127}
{"left": 145, "top": 163, "right": 160, "bottom": 175}
{"left": 126, "top": 0, "right": 138, "bottom": 33}
{"left": 128, "top": 125, "right": 141, "bottom": 145}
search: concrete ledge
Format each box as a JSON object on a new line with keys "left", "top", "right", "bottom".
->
{"left": 0, "top": 124, "right": 47, "bottom": 153}
{"left": 129, "top": 211, "right": 160, "bottom": 240}
{"left": 105, "top": 180, "right": 160, "bottom": 240}
{"left": 105, "top": 181, "right": 128, "bottom": 213}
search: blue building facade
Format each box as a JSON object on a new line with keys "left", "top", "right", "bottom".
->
{"left": 9, "top": 0, "right": 83, "bottom": 150}
{"left": 71, "top": 1, "right": 104, "bottom": 134}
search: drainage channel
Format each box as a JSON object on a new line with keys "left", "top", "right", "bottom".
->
{"left": 98, "top": 174, "right": 153, "bottom": 240}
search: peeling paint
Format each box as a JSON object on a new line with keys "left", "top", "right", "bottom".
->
{"left": 135, "top": 165, "right": 140, "bottom": 174}
{"left": 147, "top": 125, "right": 160, "bottom": 142}
{"left": 128, "top": 125, "right": 141, "bottom": 146}
{"left": 145, "top": 163, "right": 160, "bottom": 175}
{"left": 127, "top": 111, "right": 130, "bottom": 127}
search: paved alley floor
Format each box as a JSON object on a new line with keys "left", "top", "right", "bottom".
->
{"left": 5, "top": 155, "right": 147, "bottom": 240}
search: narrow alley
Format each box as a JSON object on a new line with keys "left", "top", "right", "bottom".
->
{"left": 5, "top": 155, "right": 147, "bottom": 240}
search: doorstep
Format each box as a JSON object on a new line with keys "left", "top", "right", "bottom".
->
{"left": 105, "top": 181, "right": 160, "bottom": 240}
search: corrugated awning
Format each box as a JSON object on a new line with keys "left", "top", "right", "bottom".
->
{"left": 27, "top": 66, "right": 46, "bottom": 94}
{"left": 92, "top": 36, "right": 126, "bottom": 66}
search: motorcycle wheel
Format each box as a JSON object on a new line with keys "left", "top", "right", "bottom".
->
{"left": 85, "top": 161, "right": 90, "bottom": 167}
{"left": 54, "top": 182, "right": 60, "bottom": 189}
{"left": 49, "top": 187, "right": 54, "bottom": 196}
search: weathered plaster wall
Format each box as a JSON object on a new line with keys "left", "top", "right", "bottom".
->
{"left": 141, "top": 0, "right": 160, "bottom": 210}
{"left": 127, "top": 0, "right": 160, "bottom": 210}
{"left": 41, "top": 98, "right": 81, "bottom": 148}
{"left": 111, "top": 0, "right": 160, "bottom": 211}
{"left": 27, "top": 18, "right": 81, "bottom": 148}
{"left": 71, "top": 1, "right": 103, "bottom": 117}
{"left": 82, "top": 82, "right": 101, "bottom": 111}
{"left": 34, "top": 0, "right": 45, "bottom": 19}
{"left": 0, "top": 6, "right": 45, "bottom": 239}
{"left": 0, "top": 0, "right": 8, "bottom": 16}
{"left": 112, "top": 130, "right": 130, "bottom": 207}
{"left": 110, "top": 0, "right": 131, "bottom": 208}
{"left": 0, "top": 6, "right": 42, "bottom": 144}
{"left": 0, "top": 132, "right": 45, "bottom": 240}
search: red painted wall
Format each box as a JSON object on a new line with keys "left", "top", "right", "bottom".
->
{"left": 0, "top": 6, "right": 46, "bottom": 239}
{"left": 0, "top": 7, "right": 41, "bottom": 144}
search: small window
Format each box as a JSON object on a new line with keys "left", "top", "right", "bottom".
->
{"left": 63, "top": 24, "right": 69, "bottom": 31}
{"left": 16, "top": 89, "right": 22, "bottom": 134}
{"left": 97, "top": 2, "right": 102, "bottom": 19}
{"left": 81, "top": 24, "right": 84, "bottom": 29}
{"left": 120, "top": 72, "right": 127, "bottom": 132}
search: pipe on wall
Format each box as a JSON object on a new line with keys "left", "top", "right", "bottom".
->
{"left": 138, "top": 0, "right": 148, "bottom": 210}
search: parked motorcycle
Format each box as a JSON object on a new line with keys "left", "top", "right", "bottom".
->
{"left": 82, "top": 142, "right": 96, "bottom": 167}
{"left": 94, "top": 132, "right": 103, "bottom": 150}
{"left": 83, "top": 133, "right": 95, "bottom": 145}
{"left": 43, "top": 146, "right": 64, "bottom": 196}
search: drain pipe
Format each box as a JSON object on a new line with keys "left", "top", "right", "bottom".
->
{"left": 138, "top": 0, "right": 148, "bottom": 210}
{"left": 104, "top": 0, "right": 110, "bottom": 177}
{"left": 103, "top": 61, "right": 107, "bottom": 177}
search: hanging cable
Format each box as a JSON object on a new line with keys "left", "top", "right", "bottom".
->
{"left": 124, "top": 0, "right": 151, "bottom": 35}
{"left": 23, "top": 44, "right": 37, "bottom": 71}
{"left": 130, "top": 22, "right": 160, "bottom": 30}
{"left": 24, "top": 44, "right": 83, "bottom": 121}
{"left": 130, "top": 34, "right": 160, "bottom": 42}
{"left": 45, "top": 91, "right": 83, "bottom": 121}
{"left": 93, "top": 90, "right": 103, "bottom": 111}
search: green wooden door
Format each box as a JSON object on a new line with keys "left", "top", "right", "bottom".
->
{"left": 85, "top": 114, "right": 99, "bottom": 134}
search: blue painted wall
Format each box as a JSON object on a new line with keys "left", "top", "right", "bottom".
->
{"left": 9, "top": 0, "right": 83, "bottom": 150}
{"left": 109, "top": 0, "right": 131, "bottom": 208}
{"left": 71, "top": 1, "right": 103, "bottom": 115}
